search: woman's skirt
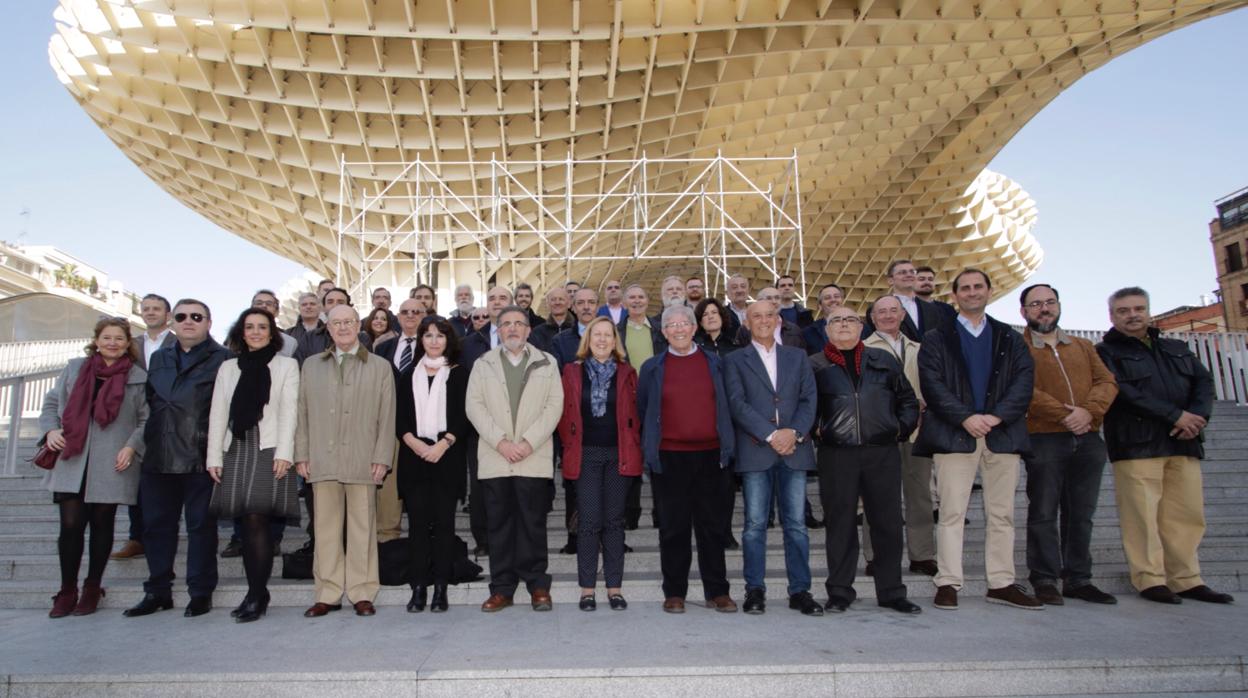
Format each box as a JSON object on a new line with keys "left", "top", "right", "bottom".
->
{"left": 209, "top": 427, "right": 301, "bottom": 522}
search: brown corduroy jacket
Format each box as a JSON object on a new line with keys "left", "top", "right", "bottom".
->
{"left": 1024, "top": 328, "right": 1118, "bottom": 434}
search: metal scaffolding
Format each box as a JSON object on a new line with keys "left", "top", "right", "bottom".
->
{"left": 336, "top": 152, "right": 805, "bottom": 301}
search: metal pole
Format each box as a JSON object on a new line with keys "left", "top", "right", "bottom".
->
{"left": 4, "top": 377, "right": 25, "bottom": 475}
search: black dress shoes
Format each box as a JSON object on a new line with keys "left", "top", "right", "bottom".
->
{"left": 123, "top": 593, "right": 174, "bottom": 617}
{"left": 805, "top": 513, "right": 825, "bottom": 530}
{"left": 880, "top": 598, "right": 923, "bottom": 615}
{"left": 825, "top": 595, "right": 851, "bottom": 613}
{"left": 1063, "top": 584, "right": 1117, "bottom": 605}
{"left": 231, "top": 594, "right": 252, "bottom": 618}
{"left": 235, "top": 592, "right": 269, "bottom": 624}
{"left": 725, "top": 536, "right": 740, "bottom": 551}
{"left": 789, "top": 591, "right": 823, "bottom": 616}
{"left": 184, "top": 596, "right": 213, "bottom": 617}
{"left": 407, "top": 586, "right": 428, "bottom": 613}
{"left": 1139, "top": 585, "right": 1182, "bottom": 604}
{"left": 1177, "top": 585, "right": 1235, "bottom": 604}
{"left": 430, "top": 584, "right": 449, "bottom": 613}
{"left": 472, "top": 544, "right": 489, "bottom": 557}
{"left": 743, "top": 588, "right": 766, "bottom": 615}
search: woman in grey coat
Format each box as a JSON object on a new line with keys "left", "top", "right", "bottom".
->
{"left": 40, "top": 317, "right": 148, "bottom": 618}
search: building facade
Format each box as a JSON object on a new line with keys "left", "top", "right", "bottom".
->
{"left": 1211, "top": 187, "right": 1248, "bottom": 331}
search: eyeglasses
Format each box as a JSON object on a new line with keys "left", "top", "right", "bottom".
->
{"left": 398, "top": 309, "right": 425, "bottom": 316}
{"left": 1024, "top": 299, "right": 1060, "bottom": 310}
{"left": 174, "top": 312, "right": 206, "bottom": 323}
{"left": 828, "top": 316, "right": 862, "bottom": 325}
{"left": 252, "top": 299, "right": 278, "bottom": 309}
{"left": 663, "top": 321, "right": 694, "bottom": 329}
{"left": 471, "top": 314, "right": 489, "bottom": 321}
{"left": 498, "top": 320, "right": 529, "bottom": 329}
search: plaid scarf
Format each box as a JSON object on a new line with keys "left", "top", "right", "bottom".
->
{"left": 822, "top": 340, "right": 864, "bottom": 376}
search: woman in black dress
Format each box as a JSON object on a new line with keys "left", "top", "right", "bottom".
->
{"left": 206, "top": 307, "right": 301, "bottom": 623}
{"left": 395, "top": 316, "right": 469, "bottom": 613}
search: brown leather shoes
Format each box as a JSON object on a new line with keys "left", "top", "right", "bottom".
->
{"left": 934, "top": 585, "right": 958, "bottom": 610}
{"left": 303, "top": 602, "right": 343, "bottom": 618}
{"left": 110, "top": 540, "right": 145, "bottom": 560}
{"left": 706, "top": 595, "right": 738, "bottom": 613}
{"left": 530, "top": 588, "right": 553, "bottom": 611}
{"left": 662, "top": 597, "right": 686, "bottom": 613}
{"left": 481, "top": 593, "right": 514, "bottom": 612}
{"left": 353, "top": 600, "right": 376, "bottom": 616}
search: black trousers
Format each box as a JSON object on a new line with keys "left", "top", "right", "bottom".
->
{"left": 652, "top": 449, "right": 732, "bottom": 600}
{"left": 140, "top": 470, "right": 218, "bottom": 598}
{"left": 482, "top": 476, "right": 553, "bottom": 596}
{"left": 467, "top": 439, "right": 488, "bottom": 548}
{"left": 818, "top": 444, "right": 906, "bottom": 603}
{"left": 127, "top": 500, "right": 144, "bottom": 542}
{"left": 399, "top": 455, "right": 464, "bottom": 587}
{"left": 576, "top": 446, "right": 635, "bottom": 588}
{"left": 624, "top": 477, "right": 643, "bottom": 528}
{"left": 563, "top": 477, "right": 578, "bottom": 544}
{"left": 1025, "top": 432, "right": 1108, "bottom": 589}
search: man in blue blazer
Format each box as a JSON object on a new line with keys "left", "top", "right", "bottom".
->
{"left": 724, "top": 301, "right": 823, "bottom": 616}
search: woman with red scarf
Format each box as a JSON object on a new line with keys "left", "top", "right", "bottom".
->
{"left": 40, "top": 318, "right": 149, "bottom": 617}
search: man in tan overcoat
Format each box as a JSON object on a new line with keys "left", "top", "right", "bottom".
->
{"left": 295, "top": 304, "right": 395, "bottom": 617}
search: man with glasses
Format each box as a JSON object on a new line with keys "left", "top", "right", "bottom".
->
{"left": 916, "top": 269, "right": 1040, "bottom": 611}
{"left": 1018, "top": 284, "right": 1120, "bottom": 606}
{"left": 466, "top": 306, "right": 564, "bottom": 612}
{"left": 686, "top": 277, "right": 707, "bottom": 306}
{"left": 125, "top": 299, "right": 229, "bottom": 618}
{"left": 810, "top": 305, "right": 922, "bottom": 615}
{"left": 863, "top": 260, "right": 956, "bottom": 342}
{"left": 597, "top": 279, "right": 626, "bottom": 324}
{"left": 294, "top": 288, "right": 372, "bottom": 362}
{"left": 112, "top": 293, "right": 175, "bottom": 561}
{"left": 639, "top": 305, "right": 738, "bottom": 614}
{"left": 724, "top": 300, "right": 821, "bottom": 616}
{"left": 297, "top": 305, "right": 396, "bottom": 618}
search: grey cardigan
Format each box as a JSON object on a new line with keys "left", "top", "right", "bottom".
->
{"left": 39, "top": 358, "right": 149, "bottom": 504}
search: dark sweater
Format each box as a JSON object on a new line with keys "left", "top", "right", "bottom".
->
{"left": 581, "top": 368, "right": 619, "bottom": 447}
{"left": 659, "top": 351, "right": 719, "bottom": 451}
{"left": 956, "top": 320, "right": 993, "bottom": 412}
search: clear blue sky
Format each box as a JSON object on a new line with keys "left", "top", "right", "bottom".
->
{"left": 1, "top": 3, "right": 1245, "bottom": 338}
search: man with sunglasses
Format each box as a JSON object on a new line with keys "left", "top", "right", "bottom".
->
{"left": 125, "top": 299, "right": 229, "bottom": 618}
{"left": 597, "top": 279, "right": 626, "bottom": 324}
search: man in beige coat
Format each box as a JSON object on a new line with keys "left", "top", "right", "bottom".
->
{"left": 862, "top": 295, "right": 937, "bottom": 576}
{"left": 295, "top": 304, "right": 396, "bottom": 618}
{"left": 466, "top": 305, "right": 564, "bottom": 612}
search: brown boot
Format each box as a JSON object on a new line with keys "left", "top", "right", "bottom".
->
{"left": 49, "top": 587, "right": 78, "bottom": 619}
{"left": 110, "top": 540, "right": 145, "bottom": 560}
{"left": 73, "top": 582, "right": 106, "bottom": 616}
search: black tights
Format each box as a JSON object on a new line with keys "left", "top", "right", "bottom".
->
{"left": 57, "top": 499, "right": 117, "bottom": 589}
{"left": 240, "top": 513, "right": 275, "bottom": 598}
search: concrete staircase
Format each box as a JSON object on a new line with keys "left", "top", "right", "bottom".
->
{"left": 1, "top": 403, "right": 1246, "bottom": 696}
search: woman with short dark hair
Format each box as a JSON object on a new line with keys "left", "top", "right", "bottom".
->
{"left": 205, "top": 307, "right": 301, "bottom": 623}
{"left": 395, "top": 316, "right": 468, "bottom": 613}
{"left": 40, "top": 318, "right": 148, "bottom": 617}
{"left": 694, "top": 298, "right": 742, "bottom": 357}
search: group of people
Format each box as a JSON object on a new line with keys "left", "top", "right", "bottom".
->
{"left": 37, "top": 261, "right": 1234, "bottom": 622}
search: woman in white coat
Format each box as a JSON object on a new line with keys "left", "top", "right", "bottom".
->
{"left": 40, "top": 317, "right": 148, "bottom": 618}
{"left": 206, "top": 307, "right": 299, "bottom": 623}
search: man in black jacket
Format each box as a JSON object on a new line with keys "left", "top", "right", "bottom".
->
{"left": 1096, "top": 287, "right": 1233, "bottom": 605}
{"left": 862, "top": 260, "right": 957, "bottom": 341}
{"left": 529, "top": 286, "right": 574, "bottom": 353}
{"left": 125, "top": 299, "right": 229, "bottom": 619}
{"left": 809, "top": 304, "right": 922, "bottom": 615}
{"left": 915, "top": 268, "right": 1041, "bottom": 612}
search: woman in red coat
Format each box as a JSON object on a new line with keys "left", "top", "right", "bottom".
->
{"left": 558, "top": 316, "right": 642, "bottom": 611}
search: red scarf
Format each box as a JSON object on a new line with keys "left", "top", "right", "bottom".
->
{"left": 822, "top": 340, "right": 864, "bottom": 375}
{"left": 59, "top": 353, "right": 132, "bottom": 460}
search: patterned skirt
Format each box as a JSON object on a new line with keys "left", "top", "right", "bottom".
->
{"left": 208, "top": 427, "right": 301, "bottom": 522}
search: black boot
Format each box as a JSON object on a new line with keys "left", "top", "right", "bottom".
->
{"left": 431, "top": 584, "right": 449, "bottom": 613}
{"left": 230, "top": 594, "right": 252, "bottom": 619}
{"left": 236, "top": 591, "right": 270, "bottom": 623}
{"left": 407, "top": 585, "right": 428, "bottom": 613}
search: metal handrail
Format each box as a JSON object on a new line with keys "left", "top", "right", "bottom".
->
{"left": 0, "top": 339, "right": 89, "bottom": 380}
{"left": 1, "top": 369, "right": 61, "bottom": 475}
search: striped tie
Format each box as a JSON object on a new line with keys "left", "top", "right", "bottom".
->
{"left": 399, "top": 338, "right": 415, "bottom": 372}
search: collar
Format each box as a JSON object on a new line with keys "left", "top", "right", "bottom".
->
{"left": 957, "top": 314, "right": 987, "bottom": 332}
{"left": 1027, "top": 327, "right": 1072, "bottom": 348}
{"left": 751, "top": 339, "right": 777, "bottom": 356}
{"left": 333, "top": 343, "right": 363, "bottom": 361}
{"left": 501, "top": 344, "right": 530, "bottom": 361}
{"left": 627, "top": 314, "right": 649, "bottom": 326}
{"left": 578, "top": 322, "right": 589, "bottom": 336}
{"left": 147, "top": 328, "right": 171, "bottom": 343}
{"left": 667, "top": 344, "right": 700, "bottom": 357}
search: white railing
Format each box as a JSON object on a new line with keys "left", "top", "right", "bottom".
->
{"left": 0, "top": 370, "right": 60, "bottom": 474}
{"left": 1018, "top": 328, "right": 1248, "bottom": 405}
{"left": 0, "top": 339, "right": 88, "bottom": 380}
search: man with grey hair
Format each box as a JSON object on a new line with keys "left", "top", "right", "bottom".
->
{"left": 448, "top": 283, "right": 476, "bottom": 337}
{"left": 638, "top": 304, "right": 738, "bottom": 613}
{"left": 1096, "top": 287, "right": 1231, "bottom": 605}
{"left": 531, "top": 286, "right": 574, "bottom": 353}
{"left": 288, "top": 292, "right": 324, "bottom": 348}
{"left": 737, "top": 287, "right": 805, "bottom": 349}
{"left": 661, "top": 275, "right": 688, "bottom": 309}
{"left": 724, "top": 274, "right": 751, "bottom": 336}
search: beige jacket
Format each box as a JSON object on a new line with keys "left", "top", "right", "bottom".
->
{"left": 294, "top": 345, "right": 396, "bottom": 484}
{"left": 465, "top": 346, "right": 564, "bottom": 480}
{"left": 864, "top": 330, "right": 923, "bottom": 443}
{"left": 207, "top": 356, "right": 299, "bottom": 469}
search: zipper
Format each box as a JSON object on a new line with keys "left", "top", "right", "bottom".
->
{"left": 1051, "top": 345, "right": 1077, "bottom": 405}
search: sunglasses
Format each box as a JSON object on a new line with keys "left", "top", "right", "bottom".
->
{"left": 399, "top": 309, "right": 425, "bottom": 316}
{"left": 471, "top": 315, "right": 489, "bottom": 321}
{"left": 174, "top": 312, "right": 206, "bottom": 323}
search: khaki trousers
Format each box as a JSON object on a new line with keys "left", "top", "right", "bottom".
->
{"left": 375, "top": 442, "right": 403, "bottom": 543}
{"left": 933, "top": 438, "right": 1020, "bottom": 590}
{"left": 312, "top": 481, "right": 380, "bottom": 605}
{"left": 862, "top": 442, "right": 936, "bottom": 563}
{"left": 1112, "top": 456, "right": 1205, "bottom": 592}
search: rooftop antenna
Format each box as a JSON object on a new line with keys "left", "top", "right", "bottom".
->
{"left": 17, "top": 207, "right": 30, "bottom": 241}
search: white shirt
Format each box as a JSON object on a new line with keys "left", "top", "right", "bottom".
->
{"left": 751, "top": 340, "right": 779, "bottom": 391}
{"left": 957, "top": 314, "right": 987, "bottom": 338}
{"left": 895, "top": 293, "right": 920, "bottom": 328}
{"left": 729, "top": 304, "right": 748, "bottom": 325}
{"left": 667, "top": 344, "right": 699, "bottom": 357}
{"left": 878, "top": 331, "right": 904, "bottom": 358}
{"left": 503, "top": 345, "right": 529, "bottom": 366}
{"left": 334, "top": 343, "right": 361, "bottom": 364}
{"left": 490, "top": 325, "right": 499, "bottom": 349}
{"left": 605, "top": 304, "right": 624, "bottom": 324}
{"left": 143, "top": 329, "right": 171, "bottom": 368}
{"left": 392, "top": 333, "right": 420, "bottom": 370}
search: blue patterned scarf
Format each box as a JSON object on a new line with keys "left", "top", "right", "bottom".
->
{"left": 585, "top": 358, "right": 617, "bottom": 418}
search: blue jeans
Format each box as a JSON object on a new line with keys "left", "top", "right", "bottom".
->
{"left": 741, "top": 465, "right": 811, "bottom": 595}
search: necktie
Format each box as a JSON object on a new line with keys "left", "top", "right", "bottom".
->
{"left": 399, "top": 337, "right": 415, "bottom": 372}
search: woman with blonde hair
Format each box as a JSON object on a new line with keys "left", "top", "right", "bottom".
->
{"left": 40, "top": 318, "right": 148, "bottom": 617}
{"left": 557, "top": 316, "right": 643, "bottom": 611}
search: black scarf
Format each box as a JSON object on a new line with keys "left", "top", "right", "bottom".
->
{"left": 229, "top": 342, "right": 280, "bottom": 439}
